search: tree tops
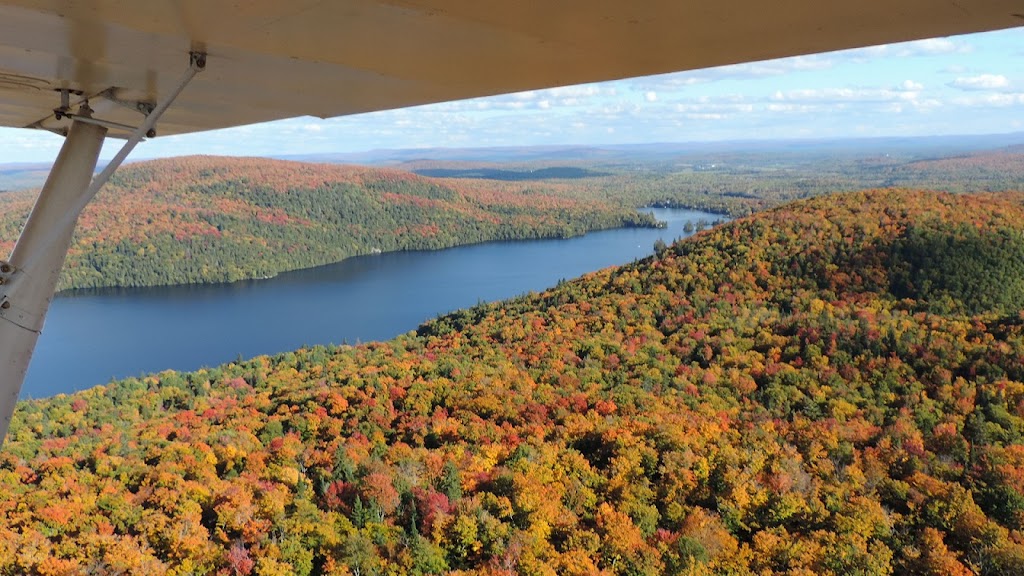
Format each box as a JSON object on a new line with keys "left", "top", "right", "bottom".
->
{"left": 3, "top": 189, "right": 1024, "bottom": 574}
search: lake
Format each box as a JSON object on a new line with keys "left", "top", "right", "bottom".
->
{"left": 24, "top": 208, "right": 720, "bottom": 398}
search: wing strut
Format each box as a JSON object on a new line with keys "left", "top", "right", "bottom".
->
{"left": 0, "top": 52, "right": 206, "bottom": 443}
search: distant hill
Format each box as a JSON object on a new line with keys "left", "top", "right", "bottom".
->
{"left": 275, "top": 144, "right": 639, "bottom": 166}
{"left": 0, "top": 156, "right": 657, "bottom": 290}
{"left": 0, "top": 162, "right": 53, "bottom": 193}
{"left": 5, "top": 132, "right": 1023, "bottom": 192}
{"left": 5, "top": 189, "right": 1024, "bottom": 574}
{"left": 275, "top": 132, "right": 1024, "bottom": 166}
{"left": 412, "top": 166, "right": 611, "bottom": 181}
{"left": 0, "top": 159, "right": 124, "bottom": 193}
{"left": 278, "top": 136, "right": 1024, "bottom": 220}
{"left": 897, "top": 148, "right": 1024, "bottom": 177}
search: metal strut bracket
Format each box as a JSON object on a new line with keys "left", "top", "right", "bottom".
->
{"left": 0, "top": 52, "right": 206, "bottom": 445}
{"left": 55, "top": 102, "right": 159, "bottom": 139}
{"left": 0, "top": 260, "right": 13, "bottom": 312}
{"left": 13, "top": 51, "right": 207, "bottom": 278}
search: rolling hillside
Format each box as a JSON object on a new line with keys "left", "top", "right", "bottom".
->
{"left": 5, "top": 143, "right": 1024, "bottom": 294}
{"left": 3, "top": 190, "right": 1024, "bottom": 574}
{"left": 0, "top": 156, "right": 658, "bottom": 291}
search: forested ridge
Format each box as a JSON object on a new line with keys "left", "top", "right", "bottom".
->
{"left": 0, "top": 156, "right": 657, "bottom": 291}
{"left": 4, "top": 146, "right": 1023, "bottom": 292}
{"left": 5, "top": 190, "right": 1024, "bottom": 574}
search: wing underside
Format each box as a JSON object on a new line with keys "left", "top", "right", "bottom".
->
{"left": 0, "top": 0, "right": 1021, "bottom": 137}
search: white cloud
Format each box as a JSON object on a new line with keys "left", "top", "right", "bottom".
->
{"left": 952, "top": 92, "right": 1024, "bottom": 107}
{"left": 423, "top": 83, "right": 616, "bottom": 113}
{"left": 645, "top": 91, "right": 658, "bottom": 102}
{"left": 643, "top": 75, "right": 709, "bottom": 88}
{"left": 765, "top": 103, "right": 816, "bottom": 114}
{"left": 720, "top": 55, "right": 834, "bottom": 78}
{"left": 772, "top": 88, "right": 894, "bottom": 103}
{"left": 630, "top": 54, "right": 834, "bottom": 92}
{"left": 851, "top": 37, "right": 971, "bottom": 59}
{"left": 548, "top": 85, "right": 608, "bottom": 98}
{"left": 904, "top": 37, "right": 969, "bottom": 55}
{"left": 673, "top": 97, "right": 754, "bottom": 116}
{"left": 686, "top": 113, "right": 727, "bottom": 120}
{"left": 768, "top": 83, "right": 940, "bottom": 111}
{"left": 949, "top": 74, "right": 1010, "bottom": 91}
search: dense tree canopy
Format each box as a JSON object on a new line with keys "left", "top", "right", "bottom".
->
{"left": 3, "top": 189, "right": 1024, "bottom": 575}
{"left": 0, "top": 156, "right": 658, "bottom": 291}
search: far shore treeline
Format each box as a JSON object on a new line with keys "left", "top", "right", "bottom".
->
{"left": 0, "top": 157, "right": 661, "bottom": 291}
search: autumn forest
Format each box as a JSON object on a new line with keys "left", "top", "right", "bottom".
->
{"left": 4, "top": 180, "right": 1024, "bottom": 574}
{"left": 0, "top": 157, "right": 660, "bottom": 291}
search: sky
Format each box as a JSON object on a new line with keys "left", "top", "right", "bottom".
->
{"left": 2, "top": 27, "right": 1023, "bottom": 164}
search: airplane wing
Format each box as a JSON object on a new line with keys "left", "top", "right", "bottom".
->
{"left": 0, "top": 0, "right": 1021, "bottom": 137}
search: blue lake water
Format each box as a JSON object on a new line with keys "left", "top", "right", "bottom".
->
{"left": 24, "top": 208, "right": 720, "bottom": 398}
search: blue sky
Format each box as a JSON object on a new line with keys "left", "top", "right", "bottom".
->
{"left": 2, "top": 27, "right": 1023, "bottom": 163}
